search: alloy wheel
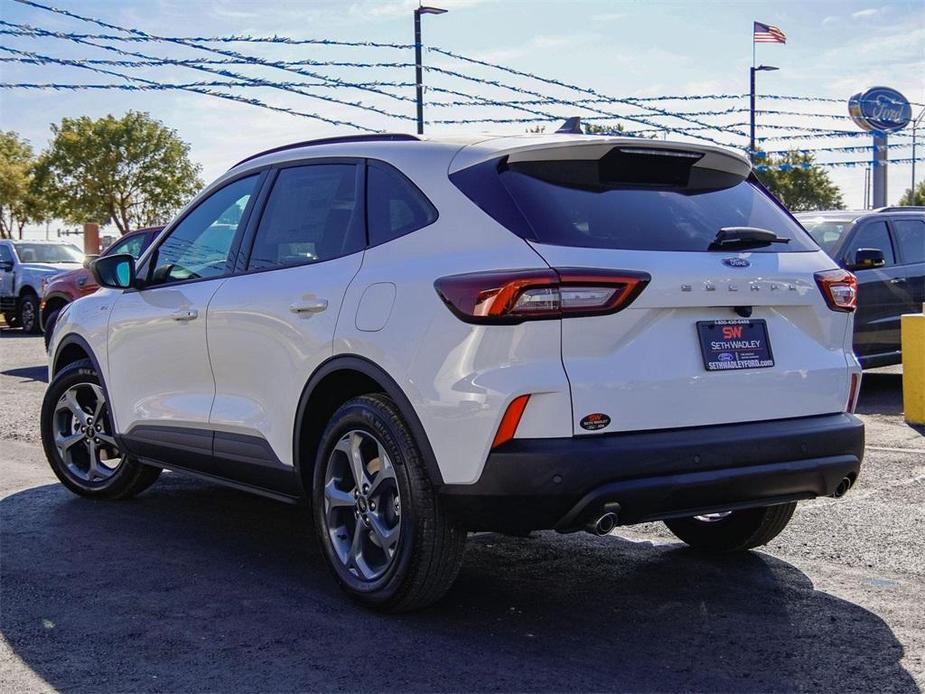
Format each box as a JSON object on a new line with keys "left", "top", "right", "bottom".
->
{"left": 53, "top": 383, "right": 124, "bottom": 483}
{"left": 323, "top": 429, "right": 402, "bottom": 582}
{"left": 20, "top": 299, "right": 36, "bottom": 332}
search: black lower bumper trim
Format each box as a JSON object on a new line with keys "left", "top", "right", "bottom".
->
{"left": 440, "top": 413, "right": 864, "bottom": 533}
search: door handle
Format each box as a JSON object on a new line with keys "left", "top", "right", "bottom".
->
{"left": 889, "top": 277, "right": 907, "bottom": 285}
{"left": 171, "top": 309, "right": 199, "bottom": 321}
{"left": 289, "top": 298, "right": 328, "bottom": 314}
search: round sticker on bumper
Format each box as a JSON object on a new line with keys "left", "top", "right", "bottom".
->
{"left": 580, "top": 413, "right": 611, "bottom": 431}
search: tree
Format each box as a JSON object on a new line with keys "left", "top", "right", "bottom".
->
{"left": 39, "top": 112, "right": 203, "bottom": 235}
{"left": 754, "top": 150, "right": 844, "bottom": 212}
{"left": 0, "top": 131, "right": 51, "bottom": 239}
{"left": 898, "top": 180, "right": 925, "bottom": 206}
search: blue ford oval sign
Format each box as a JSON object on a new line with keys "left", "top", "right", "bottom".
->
{"left": 848, "top": 86, "right": 912, "bottom": 132}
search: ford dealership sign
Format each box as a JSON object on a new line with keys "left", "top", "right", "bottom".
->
{"left": 848, "top": 87, "right": 912, "bottom": 132}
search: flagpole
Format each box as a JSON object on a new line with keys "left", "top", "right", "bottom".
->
{"left": 750, "top": 23, "right": 756, "bottom": 162}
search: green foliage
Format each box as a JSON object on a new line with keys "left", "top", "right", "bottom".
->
{"left": 898, "top": 180, "right": 925, "bottom": 206}
{"left": 584, "top": 122, "right": 625, "bottom": 134}
{"left": 0, "top": 131, "right": 51, "bottom": 239}
{"left": 39, "top": 111, "right": 203, "bottom": 234}
{"left": 754, "top": 150, "right": 844, "bottom": 212}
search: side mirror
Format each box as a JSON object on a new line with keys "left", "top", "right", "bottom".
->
{"left": 82, "top": 254, "right": 99, "bottom": 269}
{"left": 90, "top": 254, "right": 136, "bottom": 289}
{"left": 849, "top": 248, "right": 886, "bottom": 270}
{"left": 0, "top": 260, "right": 13, "bottom": 272}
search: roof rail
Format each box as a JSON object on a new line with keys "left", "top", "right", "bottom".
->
{"left": 230, "top": 133, "right": 420, "bottom": 169}
{"left": 873, "top": 206, "right": 925, "bottom": 213}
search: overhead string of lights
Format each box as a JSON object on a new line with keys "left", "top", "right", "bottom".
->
{"left": 3, "top": 0, "right": 920, "bottom": 169}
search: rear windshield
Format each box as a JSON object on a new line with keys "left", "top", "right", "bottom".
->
{"left": 797, "top": 218, "right": 855, "bottom": 255}
{"left": 452, "top": 156, "right": 819, "bottom": 253}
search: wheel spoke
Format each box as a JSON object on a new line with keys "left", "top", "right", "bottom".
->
{"left": 96, "top": 432, "right": 118, "bottom": 448}
{"left": 368, "top": 512, "right": 399, "bottom": 552}
{"left": 324, "top": 480, "right": 355, "bottom": 509}
{"left": 86, "top": 442, "right": 103, "bottom": 480}
{"left": 89, "top": 384, "right": 107, "bottom": 422}
{"left": 368, "top": 445, "right": 396, "bottom": 497}
{"left": 58, "top": 390, "right": 87, "bottom": 423}
{"left": 55, "top": 431, "right": 83, "bottom": 453}
{"left": 347, "top": 519, "right": 366, "bottom": 572}
{"left": 336, "top": 432, "right": 368, "bottom": 488}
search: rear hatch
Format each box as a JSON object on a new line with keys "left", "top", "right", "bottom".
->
{"left": 451, "top": 139, "right": 853, "bottom": 435}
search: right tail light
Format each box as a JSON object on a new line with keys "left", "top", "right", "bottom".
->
{"left": 815, "top": 269, "right": 858, "bottom": 312}
{"left": 434, "top": 268, "right": 650, "bottom": 324}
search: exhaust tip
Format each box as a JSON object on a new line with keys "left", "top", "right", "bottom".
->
{"left": 831, "top": 476, "right": 853, "bottom": 498}
{"left": 587, "top": 512, "right": 618, "bottom": 536}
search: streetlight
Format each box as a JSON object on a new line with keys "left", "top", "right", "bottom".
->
{"left": 414, "top": 4, "right": 447, "bottom": 135}
{"left": 749, "top": 64, "right": 779, "bottom": 163}
{"left": 911, "top": 105, "right": 925, "bottom": 200}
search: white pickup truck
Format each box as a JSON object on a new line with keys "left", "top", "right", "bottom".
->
{"left": 0, "top": 239, "right": 84, "bottom": 333}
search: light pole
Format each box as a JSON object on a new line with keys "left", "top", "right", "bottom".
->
{"left": 749, "top": 64, "right": 778, "bottom": 163}
{"left": 414, "top": 5, "right": 447, "bottom": 135}
{"left": 911, "top": 105, "right": 925, "bottom": 200}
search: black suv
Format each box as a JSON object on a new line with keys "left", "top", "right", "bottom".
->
{"left": 798, "top": 207, "right": 925, "bottom": 368}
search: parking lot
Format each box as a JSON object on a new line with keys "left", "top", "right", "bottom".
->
{"left": 1, "top": 328, "right": 923, "bottom": 692}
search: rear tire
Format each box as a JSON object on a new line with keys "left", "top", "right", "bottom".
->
{"left": 664, "top": 502, "right": 797, "bottom": 553}
{"left": 41, "top": 359, "right": 161, "bottom": 499}
{"left": 19, "top": 293, "right": 40, "bottom": 334}
{"left": 313, "top": 393, "right": 466, "bottom": 612}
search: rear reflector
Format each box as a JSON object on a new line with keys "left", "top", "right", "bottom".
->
{"left": 435, "top": 268, "right": 650, "bottom": 324}
{"left": 491, "top": 395, "right": 531, "bottom": 449}
{"left": 815, "top": 269, "right": 858, "bottom": 312}
{"left": 846, "top": 372, "right": 861, "bottom": 412}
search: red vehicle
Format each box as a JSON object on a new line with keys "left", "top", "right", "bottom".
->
{"left": 40, "top": 227, "right": 161, "bottom": 348}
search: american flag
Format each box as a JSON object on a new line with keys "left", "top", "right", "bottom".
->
{"left": 753, "top": 21, "right": 786, "bottom": 44}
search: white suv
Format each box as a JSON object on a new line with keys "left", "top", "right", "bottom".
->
{"left": 42, "top": 134, "right": 865, "bottom": 611}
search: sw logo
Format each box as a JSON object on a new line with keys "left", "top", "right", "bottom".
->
{"left": 722, "top": 325, "right": 744, "bottom": 339}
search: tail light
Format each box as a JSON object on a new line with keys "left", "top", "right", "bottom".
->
{"left": 434, "top": 268, "right": 650, "bottom": 324}
{"left": 815, "top": 269, "right": 857, "bottom": 312}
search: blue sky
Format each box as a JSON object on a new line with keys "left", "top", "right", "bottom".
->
{"left": 1, "top": 0, "right": 923, "bottom": 234}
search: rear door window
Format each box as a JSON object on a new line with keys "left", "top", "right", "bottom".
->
{"left": 247, "top": 164, "right": 363, "bottom": 270}
{"left": 891, "top": 219, "right": 924, "bottom": 264}
{"left": 845, "top": 221, "right": 895, "bottom": 266}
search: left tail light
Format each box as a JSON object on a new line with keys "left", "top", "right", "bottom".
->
{"left": 434, "top": 268, "right": 650, "bottom": 324}
{"left": 815, "top": 269, "right": 858, "bottom": 312}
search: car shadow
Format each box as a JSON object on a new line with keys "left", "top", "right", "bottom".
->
{"left": 0, "top": 327, "right": 40, "bottom": 339}
{"left": 856, "top": 372, "right": 904, "bottom": 417}
{"left": 1, "top": 476, "right": 916, "bottom": 692}
{"left": 0, "top": 365, "right": 47, "bottom": 383}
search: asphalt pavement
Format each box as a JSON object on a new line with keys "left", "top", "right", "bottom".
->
{"left": 1, "top": 328, "right": 923, "bottom": 693}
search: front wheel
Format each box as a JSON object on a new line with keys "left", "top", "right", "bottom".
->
{"left": 41, "top": 359, "right": 161, "bottom": 499}
{"left": 664, "top": 502, "right": 797, "bottom": 553}
{"left": 19, "top": 293, "right": 40, "bottom": 333}
{"left": 313, "top": 394, "right": 466, "bottom": 612}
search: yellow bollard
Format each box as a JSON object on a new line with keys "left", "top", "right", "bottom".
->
{"left": 902, "top": 304, "right": 925, "bottom": 425}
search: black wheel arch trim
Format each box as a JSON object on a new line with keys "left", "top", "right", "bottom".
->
{"left": 40, "top": 292, "right": 71, "bottom": 327}
{"left": 293, "top": 354, "right": 445, "bottom": 489}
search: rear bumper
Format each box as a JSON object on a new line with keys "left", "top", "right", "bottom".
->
{"left": 440, "top": 413, "right": 864, "bottom": 533}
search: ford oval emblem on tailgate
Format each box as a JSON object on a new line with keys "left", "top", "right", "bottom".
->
{"left": 722, "top": 257, "right": 750, "bottom": 268}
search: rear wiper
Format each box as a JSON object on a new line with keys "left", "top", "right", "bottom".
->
{"left": 709, "top": 227, "right": 791, "bottom": 250}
